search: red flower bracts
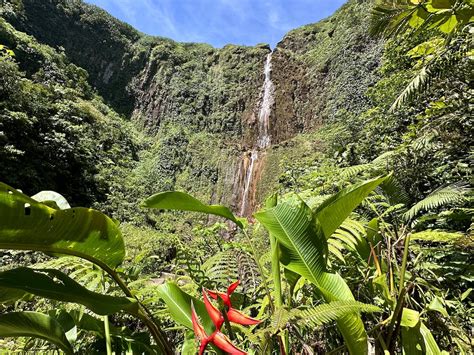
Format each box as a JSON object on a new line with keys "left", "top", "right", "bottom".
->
{"left": 207, "top": 280, "right": 262, "bottom": 326}
{"left": 190, "top": 281, "right": 261, "bottom": 354}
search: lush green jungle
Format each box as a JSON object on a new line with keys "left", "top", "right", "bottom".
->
{"left": 0, "top": 0, "right": 472, "bottom": 353}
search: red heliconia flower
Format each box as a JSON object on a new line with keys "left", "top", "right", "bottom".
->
{"left": 206, "top": 280, "right": 262, "bottom": 326}
{"left": 207, "top": 280, "right": 240, "bottom": 308}
{"left": 227, "top": 308, "right": 261, "bottom": 326}
{"left": 202, "top": 287, "right": 224, "bottom": 329}
{"left": 191, "top": 300, "right": 247, "bottom": 354}
{"left": 191, "top": 301, "right": 210, "bottom": 355}
{"left": 191, "top": 281, "right": 260, "bottom": 354}
{"left": 212, "top": 331, "right": 247, "bottom": 355}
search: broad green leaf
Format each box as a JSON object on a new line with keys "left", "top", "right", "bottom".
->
{"left": 373, "top": 274, "right": 393, "bottom": 305}
{"left": 461, "top": 288, "right": 472, "bottom": 301}
{"left": 181, "top": 330, "right": 198, "bottom": 354}
{"left": 144, "top": 191, "right": 243, "bottom": 228}
{"left": 409, "top": 7, "right": 429, "bottom": 28}
{"left": 156, "top": 282, "right": 214, "bottom": 334}
{"left": 400, "top": 309, "right": 446, "bottom": 355}
{"left": 256, "top": 178, "right": 386, "bottom": 354}
{"left": 256, "top": 196, "right": 328, "bottom": 286}
{"left": 157, "top": 283, "right": 225, "bottom": 355}
{"left": 283, "top": 268, "right": 300, "bottom": 296}
{"left": 430, "top": 0, "right": 454, "bottom": 9}
{"left": 401, "top": 322, "right": 423, "bottom": 355}
{"left": 49, "top": 309, "right": 77, "bottom": 344}
{"left": 58, "top": 310, "right": 157, "bottom": 353}
{"left": 257, "top": 212, "right": 356, "bottom": 352}
{"left": 0, "top": 287, "right": 26, "bottom": 303}
{"left": 401, "top": 308, "right": 420, "bottom": 328}
{"left": 0, "top": 182, "right": 124, "bottom": 269}
{"left": 366, "top": 218, "right": 381, "bottom": 245}
{"left": 427, "top": 296, "right": 448, "bottom": 317}
{"left": 313, "top": 176, "right": 387, "bottom": 239}
{"left": 420, "top": 322, "right": 445, "bottom": 355}
{"left": 0, "top": 267, "right": 138, "bottom": 315}
{"left": 0, "top": 311, "right": 73, "bottom": 354}
{"left": 400, "top": 309, "right": 424, "bottom": 355}
{"left": 407, "top": 39, "right": 443, "bottom": 58}
{"left": 438, "top": 15, "right": 458, "bottom": 33}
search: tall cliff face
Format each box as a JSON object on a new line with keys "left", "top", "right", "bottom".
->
{"left": 256, "top": 0, "right": 383, "bottom": 203}
{"left": 1, "top": 0, "right": 381, "bottom": 217}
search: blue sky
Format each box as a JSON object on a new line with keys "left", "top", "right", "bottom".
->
{"left": 85, "top": 0, "right": 346, "bottom": 48}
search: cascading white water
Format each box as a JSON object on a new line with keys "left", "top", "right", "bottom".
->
{"left": 239, "top": 53, "right": 275, "bottom": 216}
{"left": 257, "top": 53, "right": 274, "bottom": 149}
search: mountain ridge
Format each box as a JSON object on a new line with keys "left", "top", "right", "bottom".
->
{"left": 1, "top": 0, "right": 382, "bottom": 217}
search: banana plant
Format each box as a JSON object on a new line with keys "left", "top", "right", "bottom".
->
{"left": 255, "top": 176, "right": 387, "bottom": 355}
{"left": 0, "top": 182, "right": 172, "bottom": 353}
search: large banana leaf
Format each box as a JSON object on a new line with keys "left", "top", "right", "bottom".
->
{"left": 255, "top": 177, "right": 386, "bottom": 355}
{"left": 144, "top": 191, "right": 243, "bottom": 228}
{"left": 0, "top": 182, "right": 124, "bottom": 269}
{"left": 0, "top": 267, "right": 138, "bottom": 315}
{"left": 0, "top": 311, "right": 73, "bottom": 354}
{"left": 313, "top": 176, "right": 388, "bottom": 238}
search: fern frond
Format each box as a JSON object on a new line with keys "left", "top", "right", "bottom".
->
{"left": 340, "top": 163, "right": 373, "bottom": 179}
{"left": 390, "top": 66, "right": 431, "bottom": 111}
{"left": 33, "top": 256, "right": 102, "bottom": 291}
{"left": 340, "top": 150, "right": 397, "bottom": 180}
{"left": 329, "top": 219, "right": 369, "bottom": 261}
{"left": 291, "top": 301, "right": 381, "bottom": 329}
{"left": 271, "top": 308, "right": 291, "bottom": 332}
{"left": 411, "top": 230, "right": 466, "bottom": 244}
{"left": 380, "top": 174, "right": 411, "bottom": 206}
{"left": 175, "top": 249, "right": 213, "bottom": 288}
{"left": 404, "top": 183, "right": 471, "bottom": 221}
{"left": 201, "top": 249, "right": 260, "bottom": 293}
{"left": 328, "top": 243, "right": 346, "bottom": 264}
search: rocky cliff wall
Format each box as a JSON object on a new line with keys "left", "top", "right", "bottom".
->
{"left": 2, "top": 0, "right": 382, "bottom": 216}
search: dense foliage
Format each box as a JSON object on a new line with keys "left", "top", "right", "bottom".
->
{"left": 0, "top": 0, "right": 472, "bottom": 354}
{"left": 0, "top": 18, "right": 142, "bottom": 207}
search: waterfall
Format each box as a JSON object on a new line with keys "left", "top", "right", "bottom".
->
{"left": 257, "top": 53, "right": 274, "bottom": 149}
{"left": 237, "top": 53, "right": 275, "bottom": 217}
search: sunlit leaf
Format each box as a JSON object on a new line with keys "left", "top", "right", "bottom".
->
{"left": 144, "top": 191, "right": 243, "bottom": 228}
{"left": 0, "top": 267, "right": 139, "bottom": 315}
{"left": 0, "top": 311, "right": 73, "bottom": 354}
{"left": 0, "top": 182, "right": 125, "bottom": 269}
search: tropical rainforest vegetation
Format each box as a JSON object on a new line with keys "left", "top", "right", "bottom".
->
{"left": 0, "top": 0, "right": 472, "bottom": 354}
